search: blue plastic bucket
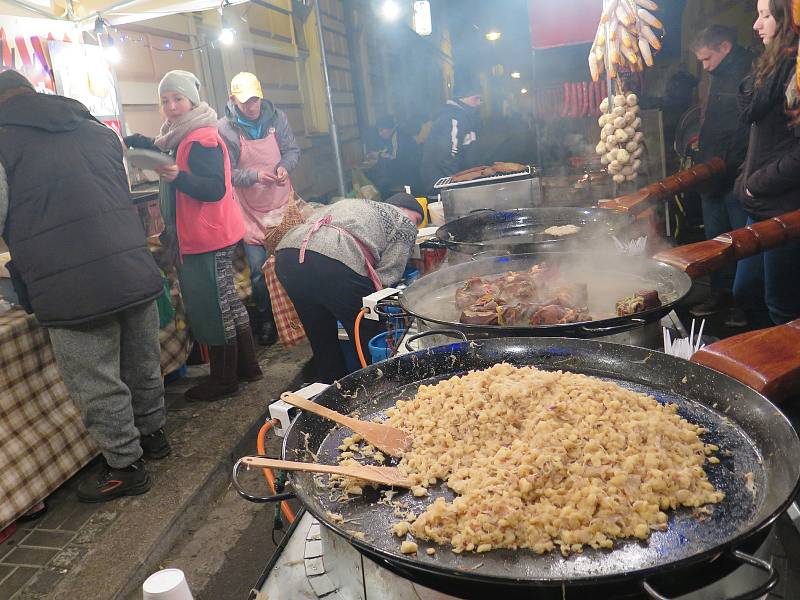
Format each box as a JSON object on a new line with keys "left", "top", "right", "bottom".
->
{"left": 368, "top": 329, "right": 406, "bottom": 364}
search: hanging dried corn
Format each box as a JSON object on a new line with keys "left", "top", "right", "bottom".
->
{"left": 589, "top": 0, "right": 664, "bottom": 82}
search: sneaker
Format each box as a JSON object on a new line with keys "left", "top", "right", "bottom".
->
{"left": 689, "top": 295, "right": 729, "bottom": 317}
{"left": 140, "top": 429, "right": 171, "bottom": 460}
{"left": 724, "top": 308, "right": 749, "bottom": 328}
{"left": 77, "top": 459, "right": 151, "bottom": 503}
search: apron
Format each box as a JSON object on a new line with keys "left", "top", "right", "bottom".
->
{"left": 299, "top": 215, "right": 384, "bottom": 292}
{"left": 236, "top": 129, "right": 292, "bottom": 246}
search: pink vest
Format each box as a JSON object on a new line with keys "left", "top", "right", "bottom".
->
{"left": 175, "top": 127, "right": 245, "bottom": 255}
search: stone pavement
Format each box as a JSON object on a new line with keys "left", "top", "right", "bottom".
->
{"left": 0, "top": 342, "right": 313, "bottom": 600}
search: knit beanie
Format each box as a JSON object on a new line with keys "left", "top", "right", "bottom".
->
{"left": 158, "top": 70, "right": 201, "bottom": 106}
{"left": 385, "top": 193, "right": 424, "bottom": 219}
{"left": 0, "top": 70, "right": 34, "bottom": 100}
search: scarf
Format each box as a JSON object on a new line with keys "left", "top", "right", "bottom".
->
{"left": 154, "top": 102, "right": 218, "bottom": 152}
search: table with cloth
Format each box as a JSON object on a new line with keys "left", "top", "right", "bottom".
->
{"left": 0, "top": 263, "right": 192, "bottom": 530}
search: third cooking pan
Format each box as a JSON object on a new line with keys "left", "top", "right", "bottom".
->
{"left": 243, "top": 337, "right": 800, "bottom": 599}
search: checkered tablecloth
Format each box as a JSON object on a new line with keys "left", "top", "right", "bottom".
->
{"left": 0, "top": 309, "right": 97, "bottom": 530}
{"left": 0, "top": 276, "right": 192, "bottom": 530}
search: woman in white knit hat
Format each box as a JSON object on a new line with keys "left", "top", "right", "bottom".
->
{"left": 124, "top": 70, "right": 261, "bottom": 401}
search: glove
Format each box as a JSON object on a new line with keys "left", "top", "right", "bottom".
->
{"left": 123, "top": 133, "right": 156, "bottom": 150}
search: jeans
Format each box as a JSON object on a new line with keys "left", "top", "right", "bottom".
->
{"left": 243, "top": 242, "right": 273, "bottom": 324}
{"left": 48, "top": 301, "right": 165, "bottom": 468}
{"left": 700, "top": 189, "right": 749, "bottom": 293}
{"left": 733, "top": 217, "right": 800, "bottom": 326}
{"left": 275, "top": 249, "right": 381, "bottom": 384}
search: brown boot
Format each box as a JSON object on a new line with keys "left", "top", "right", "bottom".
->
{"left": 237, "top": 327, "right": 264, "bottom": 382}
{"left": 185, "top": 344, "right": 239, "bottom": 401}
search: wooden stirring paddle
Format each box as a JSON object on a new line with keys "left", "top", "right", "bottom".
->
{"left": 241, "top": 457, "right": 414, "bottom": 488}
{"left": 281, "top": 392, "right": 411, "bottom": 456}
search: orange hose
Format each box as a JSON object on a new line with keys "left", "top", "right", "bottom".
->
{"left": 354, "top": 308, "right": 368, "bottom": 368}
{"left": 257, "top": 420, "right": 296, "bottom": 524}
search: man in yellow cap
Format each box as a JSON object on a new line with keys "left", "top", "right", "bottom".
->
{"left": 218, "top": 72, "right": 300, "bottom": 346}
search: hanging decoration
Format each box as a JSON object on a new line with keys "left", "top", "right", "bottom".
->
{"left": 588, "top": 0, "right": 664, "bottom": 81}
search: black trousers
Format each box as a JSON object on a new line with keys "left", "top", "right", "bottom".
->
{"left": 275, "top": 249, "right": 382, "bottom": 383}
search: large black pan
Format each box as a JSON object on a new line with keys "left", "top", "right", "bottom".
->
{"left": 435, "top": 207, "right": 636, "bottom": 256}
{"left": 398, "top": 252, "right": 693, "bottom": 339}
{"left": 236, "top": 338, "right": 800, "bottom": 599}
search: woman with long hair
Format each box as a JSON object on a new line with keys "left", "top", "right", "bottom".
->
{"left": 733, "top": 0, "right": 800, "bottom": 326}
{"left": 125, "top": 71, "right": 262, "bottom": 400}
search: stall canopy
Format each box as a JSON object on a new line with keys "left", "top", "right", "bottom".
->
{"left": 528, "top": 0, "right": 603, "bottom": 49}
{"left": 0, "top": 0, "right": 246, "bottom": 26}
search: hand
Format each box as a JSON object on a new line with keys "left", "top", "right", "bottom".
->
{"left": 258, "top": 169, "right": 277, "bottom": 185}
{"left": 156, "top": 164, "right": 179, "bottom": 182}
{"left": 275, "top": 166, "right": 289, "bottom": 184}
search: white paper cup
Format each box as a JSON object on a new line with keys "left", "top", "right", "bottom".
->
{"left": 142, "top": 568, "right": 194, "bottom": 600}
{"left": 428, "top": 202, "right": 445, "bottom": 226}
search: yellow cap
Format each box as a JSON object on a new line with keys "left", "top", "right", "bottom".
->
{"left": 230, "top": 72, "right": 263, "bottom": 102}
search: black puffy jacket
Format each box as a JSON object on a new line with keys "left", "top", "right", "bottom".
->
{"left": 697, "top": 45, "right": 753, "bottom": 191}
{"left": 735, "top": 56, "right": 800, "bottom": 219}
{"left": 0, "top": 93, "right": 162, "bottom": 326}
{"left": 419, "top": 100, "right": 479, "bottom": 194}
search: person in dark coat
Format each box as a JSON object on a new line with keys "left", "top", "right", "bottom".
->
{"left": 367, "top": 115, "right": 421, "bottom": 197}
{"left": 0, "top": 70, "right": 169, "bottom": 503}
{"left": 419, "top": 81, "right": 482, "bottom": 195}
{"left": 689, "top": 25, "right": 753, "bottom": 325}
{"left": 733, "top": 0, "right": 800, "bottom": 327}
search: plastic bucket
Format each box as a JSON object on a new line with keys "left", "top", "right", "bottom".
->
{"left": 368, "top": 329, "right": 406, "bottom": 364}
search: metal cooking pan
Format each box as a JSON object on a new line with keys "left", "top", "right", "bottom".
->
{"left": 435, "top": 207, "right": 636, "bottom": 256}
{"left": 237, "top": 338, "right": 800, "bottom": 599}
{"left": 398, "top": 252, "right": 693, "bottom": 339}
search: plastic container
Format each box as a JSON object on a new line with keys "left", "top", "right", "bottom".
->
{"left": 142, "top": 568, "right": 194, "bottom": 600}
{"left": 368, "top": 329, "right": 406, "bottom": 364}
{"left": 428, "top": 201, "right": 445, "bottom": 226}
{"left": 403, "top": 268, "right": 420, "bottom": 285}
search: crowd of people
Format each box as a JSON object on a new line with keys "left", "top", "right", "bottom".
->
{"left": 0, "top": 0, "right": 799, "bottom": 506}
{"left": 690, "top": 0, "right": 800, "bottom": 328}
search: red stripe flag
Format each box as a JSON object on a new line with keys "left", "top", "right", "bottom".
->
{"left": 14, "top": 36, "right": 32, "bottom": 68}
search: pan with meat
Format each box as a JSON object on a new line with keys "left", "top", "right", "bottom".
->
{"left": 399, "top": 252, "right": 690, "bottom": 339}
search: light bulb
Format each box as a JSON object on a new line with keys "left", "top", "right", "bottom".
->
{"left": 511, "top": 72, "right": 521, "bottom": 79}
{"left": 520, "top": 88, "right": 528, "bottom": 94}
{"left": 105, "top": 46, "right": 121, "bottom": 63}
{"left": 218, "top": 27, "right": 235, "bottom": 45}
{"left": 485, "top": 31, "right": 502, "bottom": 42}
{"left": 381, "top": 0, "right": 401, "bottom": 21}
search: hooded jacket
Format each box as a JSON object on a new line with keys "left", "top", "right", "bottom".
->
{"left": 697, "top": 45, "right": 753, "bottom": 191}
{"left": 419, "top": 100, "right": 479, "bottom": 194}
{"left": 0, "top": 93, "right": 162, "bottom": 326}
{"left": 217, "top": 99, "right": 301, "bottom": 188}
{"left": 735, "top": 56, "right": 800, "bottom": 219}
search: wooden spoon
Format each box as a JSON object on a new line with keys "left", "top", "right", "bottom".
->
{"left": 281, "top": 392, "right": 411, "bottom": 456}
{"left": 241, "top": 457, "right": 414, "bottom": 488}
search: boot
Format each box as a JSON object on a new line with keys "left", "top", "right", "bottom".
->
{"left": 257, "top": 319, "right": 278, "bottom": 347}
{"left": 184, "top": 344, "right": 239, "bottom": 401}
{"left": 237, "top": 327, "right": 264, "bottom": 382}
{"left": 252, "top": 311, "right": 278, "bottom": 346}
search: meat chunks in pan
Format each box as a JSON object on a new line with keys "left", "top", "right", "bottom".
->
{"left": 455, "top": 265, "right": 661, "bottom": 327}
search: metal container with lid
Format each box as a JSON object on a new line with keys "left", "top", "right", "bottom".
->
{"left": 433, "top": 166, "right": 542, "bottom": 222}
